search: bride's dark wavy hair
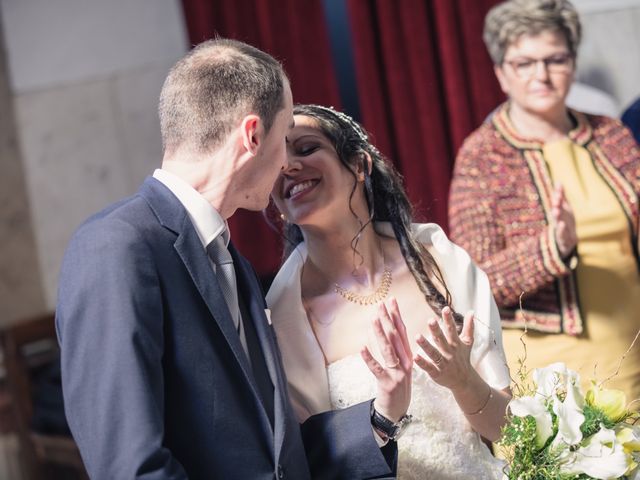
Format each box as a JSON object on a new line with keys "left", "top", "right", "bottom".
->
{"left": 271, "top": 104, "right": 462, "bottom": 325}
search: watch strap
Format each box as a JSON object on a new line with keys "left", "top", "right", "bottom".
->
{"left": 370, "top": 400, "right": 412, "bottom": 441}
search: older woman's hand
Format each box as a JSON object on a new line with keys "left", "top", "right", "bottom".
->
{"left": 360, "top": 297, "right": 413, "bottom": 422}
{"left": 552, "top": 184, "right": 577, "bottom": 257}
{"left": 414, "top": 307, "right": 475, "bottom": 391}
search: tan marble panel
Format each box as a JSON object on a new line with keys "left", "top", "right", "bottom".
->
{"left": 1, "top": 0, "right": 188, "bottom": 93}
{"left": 0, "top": 21, "right": 46, "bottom": 326}
{"left": 112, "top": 61, "right": 179, "bottom": 190}
{"left": 14, "top": 78, "right": 132, "bottom": 308}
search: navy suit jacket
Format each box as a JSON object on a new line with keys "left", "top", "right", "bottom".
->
{"left": 56, "top": 177, "right": 395, "bottom": 479}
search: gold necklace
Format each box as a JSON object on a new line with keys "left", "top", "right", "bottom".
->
{"left": 334, "top": 266, "right": 392, "bottom": 305}
{"left": 334, "top": 239, "right": 393, "bottom": 305}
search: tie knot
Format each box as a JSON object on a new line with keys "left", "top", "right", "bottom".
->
{"left": 207, "top": 236, "right": 233, "bottom": 266}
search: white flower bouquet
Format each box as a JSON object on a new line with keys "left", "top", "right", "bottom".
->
{"left": 499, "top": 362, "right": 640, "bottom": 479}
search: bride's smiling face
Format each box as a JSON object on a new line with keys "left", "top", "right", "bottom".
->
{"left": 271, "top": 115, "right": 366, "bottom": 229}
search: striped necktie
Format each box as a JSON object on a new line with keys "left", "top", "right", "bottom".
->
{"left": 206, "top": 235, "right": 249, "bottom": 357}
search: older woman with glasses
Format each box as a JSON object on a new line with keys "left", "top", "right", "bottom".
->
{"left": 449, "top": 0, "right": 640, "bottom": 400}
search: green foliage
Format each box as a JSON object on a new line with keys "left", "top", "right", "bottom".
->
{"left": 499, "top": 415, "right": 563, "bottom": 479}
{"left": 500, "top": 327, "right": 640, "bottom": 480}
{"left": 499, "top": 407, "right": 637, "bottom": 479}
{"left": 580, "top": 404, "right": 616, "bottom": 438}
{"left": 511, "top": 348, "right": 537, "bottom": 399}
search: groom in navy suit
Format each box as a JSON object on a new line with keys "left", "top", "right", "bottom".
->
{"left": 56, "top": 39, "right": 409, "bottom": 479}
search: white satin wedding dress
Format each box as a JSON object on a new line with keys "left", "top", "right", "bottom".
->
{"left": 328, "top": 353, "right": 505, "bottom": 479}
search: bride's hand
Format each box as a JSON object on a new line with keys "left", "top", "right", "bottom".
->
{"left": 414, "top": 307, "right": 475, "bottom": 391}
{"left": 360, "top": 297, "right": 413, "bottom": 422}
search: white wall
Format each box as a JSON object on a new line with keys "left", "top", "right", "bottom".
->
{"left": 573, "top": 0, "right": 640, "bottom": 113}
{"left": 0, "top": 0, "right": 188, "bottom": 308}
{"left": 573, "top": 0, "right": 640, "bottom": 13}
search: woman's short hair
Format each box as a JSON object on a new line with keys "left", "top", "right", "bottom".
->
{"left": 483, "top": 0, "right": 581, "bottom": 64}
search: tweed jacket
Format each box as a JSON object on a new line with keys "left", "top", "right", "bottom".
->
{"left": 449, "top": 102, "right": 640, "bottom": 335}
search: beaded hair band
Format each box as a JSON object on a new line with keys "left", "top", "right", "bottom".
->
{"left": 308, "top": 105, "right": 370, "bottom": 144}
{"left": 309, "top": 105, "right": 386, "bottom": 162}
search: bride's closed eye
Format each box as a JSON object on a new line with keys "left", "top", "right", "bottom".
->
{"left": 296, "top": 143, "right": 320, "bottom": 156}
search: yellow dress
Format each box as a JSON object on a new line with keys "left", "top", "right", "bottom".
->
{"left": 502, "top": 139, "right": 640, "bottom": 403}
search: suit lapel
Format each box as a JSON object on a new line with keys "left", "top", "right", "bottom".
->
{"left": 231, "top": 246, "right": 288, "bottom": 455}
{"left": 140, "top": 177, "right": 279, "bottom": 451}
{"left": 173, "top": 228, "right": 254, "bottom": 376}
{"left": 139, "top": 177, "right": 257, "bottom": 399}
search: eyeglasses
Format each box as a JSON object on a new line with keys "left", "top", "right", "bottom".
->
{"left": 503, "top": 53, "right": 574, "bottom": 78}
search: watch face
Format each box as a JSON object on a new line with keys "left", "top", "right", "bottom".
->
{"left": 390, "top": 415, "right": 413, "bottom": 441}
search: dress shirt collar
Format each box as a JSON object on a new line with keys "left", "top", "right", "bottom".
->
{"left": 153, "top": 168, "right": 229, "bottom": 248}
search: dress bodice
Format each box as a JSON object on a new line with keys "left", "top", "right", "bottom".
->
{"left": 327, "top": 354, "right": 505, "bottom": 480}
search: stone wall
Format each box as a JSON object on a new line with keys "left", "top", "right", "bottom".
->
{"left": 0, "top": 9, "right": 46, "bottom": 326}
{"left": 0, "top": 0, "right": 188, "bottom": 312}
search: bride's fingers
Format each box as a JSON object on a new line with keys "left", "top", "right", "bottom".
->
{"left": 386, "top": 298, "right": 412, "bottom": 366}
{"left": 377, "top": 302, "right": 396, "bottom": 343}
{"left": 360, "top": 345, "right": 386, "bottom": 379}
{"left": 415, "top": 334, "right": 444, "bottom": 369}
{"left": 441, "top": 306, "right": 458, "bottom": 344}
{"left": 460, "top": 311, "right": 475, "bottom": 345}
{"left": 373, "top": 313, "right": 400, "bottom": 368}
{"left": 427, "top": 317, "right": 451, "bottom": 354}
{"left": 414, "top": 353, "right": 438, "bottom": 377}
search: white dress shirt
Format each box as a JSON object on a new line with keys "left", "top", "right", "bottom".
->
{"left": 153, "top": 168, "right": 228, "bottom": 248}
{"left": 152, "top": 169, "right": 249, "bottom": 357}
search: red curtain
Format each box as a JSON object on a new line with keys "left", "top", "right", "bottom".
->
{"left": 179, "top": 0, "right": 504, "bottom": 275}
{"left": 180, "top": 0, "right": 341, "bottom": 276}
{"left": 347, "top": 0, "right": 504, "bottom": 229}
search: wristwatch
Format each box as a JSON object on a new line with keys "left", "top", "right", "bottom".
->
{"left": 370, "top": 401, "right": 413, "bottom": 441}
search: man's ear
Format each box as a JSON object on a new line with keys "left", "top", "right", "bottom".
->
{"left": 355, "top": 152, "right": 373, "bottom": 182}
{"left": 240, "top": 114, "right": 261, "bottom": 156}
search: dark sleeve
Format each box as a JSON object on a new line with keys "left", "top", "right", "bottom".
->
{"left": 56, "top": 218, "right": 188, "bottom": 480}
{"left": 301, "top": 401, "right": 397, "bottom": 480}
{"left": 621, "top": 98, "right": 640, "bottom": 144}
{"left": 606, "top": 117, "right": 640, "bottom": 192}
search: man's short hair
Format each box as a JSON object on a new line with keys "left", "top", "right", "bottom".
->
{"left": 159, "top": 38, "right": 287, "bottom": 154}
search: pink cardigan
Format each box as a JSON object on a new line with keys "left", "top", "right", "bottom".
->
{"left": 449, "top": 103, "right": 640, "bottom": 335}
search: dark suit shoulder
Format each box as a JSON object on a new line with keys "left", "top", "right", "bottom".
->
{"left": 59, "top": 193, "right": 169, "bottom": 310}
{"left": 77, "top": 193, "right": 158, "bottom": 234}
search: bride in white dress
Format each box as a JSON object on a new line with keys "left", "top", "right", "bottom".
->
{"left": 266, "top": 105, "right": 512, "bottom": 479}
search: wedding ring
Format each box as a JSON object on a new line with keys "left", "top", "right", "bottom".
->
{"left": 385, "top": 358, "right": 400, "bottom": 369}
{"left": 433, "top": 352, "right": 443, "bottom": 366}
